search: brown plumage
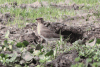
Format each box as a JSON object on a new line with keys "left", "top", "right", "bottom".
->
{"left": 36, "top": 18, "right": 60, "bottom": 41}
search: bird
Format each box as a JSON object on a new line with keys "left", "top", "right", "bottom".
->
{"left": 36, "top": 17, "right": 61, "bottom": 42}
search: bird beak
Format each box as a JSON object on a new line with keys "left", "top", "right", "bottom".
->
{"left": 36, "top": 18, "right": 40, "bottom": 21}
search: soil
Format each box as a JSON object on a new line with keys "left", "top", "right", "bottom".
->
{"left": 0, "top": 1, "right": 100, "bottom": 67}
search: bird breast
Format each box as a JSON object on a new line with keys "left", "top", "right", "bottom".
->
{"left": 37, "top": 23, "right": 41, "bottom": 35}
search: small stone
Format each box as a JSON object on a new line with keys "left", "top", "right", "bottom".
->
{"left": 5, "top": 12, "right": 11, "bottom": 18}
{"left": 41, "top": 1, "right": 49, "bottom": 7}
{"left": 20, "top": 4, "right": 27, "bottom": 9}
{"left": 30, "top": 1, "right": 41, "bottom": 8}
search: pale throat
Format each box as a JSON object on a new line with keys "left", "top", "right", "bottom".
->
{"left": 37, "top": 22, "right": 41, "bottom": 35}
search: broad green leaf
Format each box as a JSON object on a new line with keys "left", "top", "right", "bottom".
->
{"left": 36, "top": 44, "right": 43, "bottom": 50}
{"left": 9, "top": 55, "right": 17, "bottom": 62}
{"left": 9, "top": 45, "right": 12, "bottom": 50}
{"left": 16, "top": 42, "right": 24, "bottom": 48}
{"left": 45, "top": 50, "right": 54, "bottom": 56}
{"left": 22, "top": 51, "right": 33, "bottom": 61}
{"left": 86, "top": 58, "right": 92, "bottom": 62}
{"left": 46, "top": 59, "right": 52, "bottom": 62}
{"left": 4, "top": 40, "right": 8, "bottom": 45}
{"left": 89, "top": 39, "right": 94, "bottom": 43}
{"left": 75, "top": 57, "right": 80, "bottom": 62}
{"left": 96, "top": 38, "right": 100, "bottom": 44}
{"left": 29, "top": 49, "right": 33, "bottom": 53}
{"left": 3, "top": 47, "right": 6, "bottom": 51}
{"left": 5, "top": 30, "right": 10, "bottom": 38}
{"left": 0, "top": 46, "right": 2, "bottom": 50}
{"left": 0, "top": 54, "right": 5, "bottom": 58}
{"left": 86, "top": 58, "right": 92, "bottom": 67}
{"left": 36, "top": 65, "right": 41, "bottom": 67}
{"left": 39, "top": 55, "right": 46, "bottom": 63}
{"left": 86, "top": 38, "right": 96, "bottom": 47}
{"left": 22, "top": 40, "right": 29, "bottom": 46}
{"left": 93, "top": 62, "right": 100, "bottom": 66}
{"left": 96, "top": 62, "right": 100, "bottom": 66}
{"left": 15, "top": 64, "right": 22, "bottom": 67}
{"left": 7, "top": 51, "right": 18, "bottom": 62}
{"left": 33, "top": 50, "right": 41, "bottom": 56}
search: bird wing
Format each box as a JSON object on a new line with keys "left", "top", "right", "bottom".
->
{"left": 40, "top": 23, "right": 57, "bottom": 34}
{"left": 40, "top": 23, "right": 60, "bottom": 38}
{"left": 41, "top": 30, "right": 60, "bottom": 38}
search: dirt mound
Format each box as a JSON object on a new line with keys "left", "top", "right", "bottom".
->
{"left": 0, "top": 23, "right": 40, "bottom": 44}
{"left": 0, "top": 2, "right": 17, "bottom": 8}
{"left": 0, "top": 12, "right": 14, "bottom": 24}
{"left": 0, "top": 1, "right": 84, "bottom": 10}
{"left": 62, "top": 13, "right": 96, "bottom": 26}
{"left": 45, "top": 50, "right": 78, "bottom": 67}
{"left": 50, "top": 3, "right": 84, "bottom": 10}
{"left": 20, "top": 1, "right": 41, "bottom": 9}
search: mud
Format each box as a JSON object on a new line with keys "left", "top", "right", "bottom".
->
{"left": 0, "top": 1, "right": 84, "bottom": 10}
{"left": 45, "top": 50, "right": 78, "bottom": 67}
{"left": 0, "top": 12, "right": 14, "bottom": 25}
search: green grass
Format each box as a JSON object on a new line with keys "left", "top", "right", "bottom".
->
{"left": 1, "top": 0, "right": 99, "bottom": 27}
{"left": 0, "top": 0, "right": 66, "bottom": 4}
{"left": 73, "top": 0, "right": 99, "bottom": 5}
{"left": 0, "top": 6, "right": 75, "bottom": 27}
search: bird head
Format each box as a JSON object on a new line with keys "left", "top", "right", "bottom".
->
{"left": 36, "top": 18, "right": 44, "bottom": 23}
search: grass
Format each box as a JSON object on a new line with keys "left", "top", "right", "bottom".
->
{"left": 0, "top": 0, "right": 75, "bottom": 27}
{"left": 73, "top": 0, "right": 99, "bottom": 5}
{"left": 0, "top": 0, "right": 66, "bottom": 4}
{"left": 0, "top": 0, "right": 99, "bottom": 5}
{"left": 0, "top": 0, "right": 99, "bottom": 27}
{"left": 0, "top": 6, "right": 75, "bottom": 27}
